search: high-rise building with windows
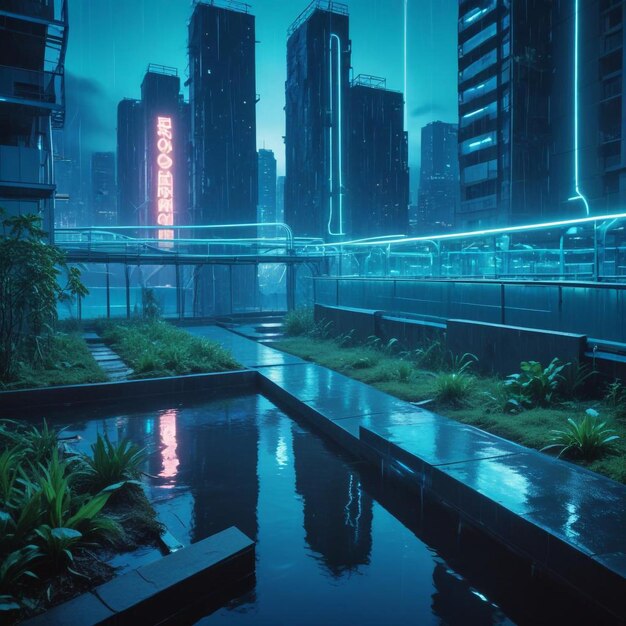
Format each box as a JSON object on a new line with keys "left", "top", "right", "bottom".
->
{"left": 457, "top": 1, "right": 625, "bottom": 229}
{"left": 348, "top": 75, "right": 409, "bottom": 238}
{"left": 91, "top": 152, "right": 117, "bottom": 226}
{"left": 417, "top": 121, "right": 459, "bottom": 232}
{"left": 0, "top": 0, "right": 68, "bottom": 239}
{"left": 276, "top": 175, "right": 286, "bottom": 224}
{"left": 457, "top": 0, "right": 552, "bottom": 229}
{"left": 188, "top": 0, "right": 257, "bottom": 226}
{"left": 285, "top": 1, "right": 350, "bottom": 239}
{"left": 257, "top": 149, "right": 277, "bottom": 224}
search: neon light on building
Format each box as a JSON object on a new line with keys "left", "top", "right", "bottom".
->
{"left": 156, "top": 116, "right": 174, "bottom": 240}
{"left": 328, "top": 32, "right": 345, "bottom": 236}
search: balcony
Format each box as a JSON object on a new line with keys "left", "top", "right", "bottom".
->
{"left": 0, "top": 64, "right": 62, "bottom": 111}
{"left": 0, "top": 144, "right": 54, "bottom": 197}
{"left": 0, "top": 0, "right": 56, "bottom": 23}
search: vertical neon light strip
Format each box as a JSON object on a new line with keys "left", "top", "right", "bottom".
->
{"left": 156, "top": 116, "right": 174, "bottom": 242}
{"left": 328, "top": 32, "right": 345, "bottom": 236}
{"left": 569, "top": 0, "right": 590, "bottom": 215}
{"left": 404, "top": 0, "right": 408, "bottom": 129}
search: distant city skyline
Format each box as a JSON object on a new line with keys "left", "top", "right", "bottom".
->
{"left": 64, "top": 0, "right": 457, "bottom": 185}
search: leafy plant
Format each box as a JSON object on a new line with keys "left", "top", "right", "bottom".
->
{"left": 542, "top": 409, "right": 620, "bottom": 460}
{"left": 0, "top": 210, "right": 87, "bottom": 381}
{"left": 560, "top": 361, "right": 597, "bottom": 399}
{"left": 434, "top": 371, "right": 475, "bottom": 406}
{"left": 505, "top": 358, "right": 568, "bottom": 408}
{"left": 34, "top": 526, "right": 82, "bottom": 570}
{"left": 80, "top": 434, "right": 145, "bottom": 493}
{"left": 0, "top": 545, "right": 40, "bottom": 593}
{"left": 407, "top": 340, "right": 448, "bottom": 371}
{"left": 605, "top": 379, "right": 626, "bottom": 417}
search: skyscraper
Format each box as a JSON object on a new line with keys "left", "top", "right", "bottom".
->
{"left": 91, "top": 152, "right": 117, "bottom": 226}
{"left": 285, "top": 1, "right": 350, "bottom": 239}
{"left": 116, "top": 65, "right": 189, "bottom": 235}
{"left": 348, "top": 75, "right": 409, "bottom": 238}
{"left": 0, "top": 0, "right": 68, "bottom": 239}
{"left": 188, "top": 0, "right": 257, "bottom": 226}
{"left": 417, "top": 121, "right": 459, "bottom": 232}
{"left": 457, "top": 0, "right": 552, "bottom": 228}
{"left": 257, "top": 149, "right": 277, "bottom": 224}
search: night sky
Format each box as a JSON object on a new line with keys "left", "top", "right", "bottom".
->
{"left": 65, "top": 0, "right": 458, "bottom": 198}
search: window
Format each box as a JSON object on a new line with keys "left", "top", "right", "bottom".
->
{"left": 461, "top": 101, "right": 497, "bottom": 127}
{"left": 461, "top": 76, "right": 497, "bottom": 103}
{"left": 461, "top": 23, "right": 497, "bottom": 56}
{"left": 460, "top": 49, "right": 497, "bottom": 82}
{"left": 461, "top": 131, "right": 497, "bottom": 155}
{"left": 463, "top": 159, "right": 498, "bottom": 184}
{"left": 460, "top": 0, "right": 497, "bottom": 33}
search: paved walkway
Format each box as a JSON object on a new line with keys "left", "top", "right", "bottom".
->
{"left": 186, "top": 324, "right": 626, "bottom": 619}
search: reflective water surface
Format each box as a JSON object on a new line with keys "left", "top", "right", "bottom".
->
{"left": 46, "top": 393, "right": 600, "bottom": 625}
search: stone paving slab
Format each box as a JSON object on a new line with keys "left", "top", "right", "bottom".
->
{"left": 183, "top": 324, "right": 626, "bottom": 620}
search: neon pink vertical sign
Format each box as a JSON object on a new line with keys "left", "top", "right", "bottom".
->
{"left": 156, "top": 116, "right": 174, "bottom": 241}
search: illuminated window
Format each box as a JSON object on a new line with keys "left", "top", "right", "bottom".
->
{"left": 461, "top": 131, "right": 497, "bottom": 155}
{"left": 460, "top": 76, "right": 497, "bottom": 103}
{"left": 460, "top": 101, "right": 497, "bottom": 127}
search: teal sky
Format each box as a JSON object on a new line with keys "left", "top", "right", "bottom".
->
{"left": 65, "top": 0, "right": 458, "bottom": 198}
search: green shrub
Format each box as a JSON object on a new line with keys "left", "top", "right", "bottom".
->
{"left": 434, "top": 371, "right": 474, "bottom": 406}
{"left": 283, "top": 307, "right": 316, "bottom": 336}
{"left": 542, "top": 409, "right": 620, "bottom": 460}
{"left": 79, "top": 434, "right": 145, "bottom": 493}
{"left": 505, "top": 358, "right": 568, "bottom": 408}
{"left": 408, "top": 340, "right": 448, "bottom": 371}
{"left": 560, "top": 361, "right": 597, "bottom": 399}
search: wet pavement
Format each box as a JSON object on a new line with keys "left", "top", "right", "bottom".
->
{"left": 185, "top": 324, "right": 626, "bottom": 621}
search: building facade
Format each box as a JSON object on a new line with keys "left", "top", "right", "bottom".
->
{"left": 417, "top": 121, "right": 459, "bottom": 232}
{"left": 457, "top": 0, "right": 625, "bottom": 229}
{"left": 91, "top": 152, "right": 117, "bottom": 226}
{"left": 257, "top": 149, "right": 277, "bottom": 224}
{"left": 457, "top": 0, "right": 552, "bottom": 228}
{"left": 188, "top": 1, "right": 257, "bottom": 226}
{"left": 285, "top": 1, "right": 351, "bottom": 239}
{"left": 0, "top": 0, "right": 68, "bottom": 239}
{"left": 348, "top": 75, "right": 409, "bottom": 238}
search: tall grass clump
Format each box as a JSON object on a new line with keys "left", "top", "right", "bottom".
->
{"left": 99, "top": 320, "right": 240, "bottom": 378}
{"left": 283, "top": 307, "right": 316, "bottom": 337}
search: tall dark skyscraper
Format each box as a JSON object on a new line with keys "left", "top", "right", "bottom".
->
{"left": 189, "top": 1, "right": 258, "bottom": 227}
{"left": 117, "top": 65, "right": 189, "bottom": 235}
{"left": 91, "top": 152, "right": 117, "bottom": 226}
{"left": 257, "top": 149, "right": 277, "bottom": 224}
{"left": 0, "top": 0, "right": 68, "bottom": 238}
{"left": 457, "top": 0, "right": 552, "bottom": 228}
{"left": 417, "top": 121, "right": 459, "bottom": 232}
{"left": 285, "top": 1, "right": 350, "bottom": 239}
{"left": 117, "top": 98, "right": 143, "bottom": 227}
{"left": 348, "top": 75, "right": 409, "bottom": 238}
{"left": 457, "top": 1, "right": 625, "bottom": 230}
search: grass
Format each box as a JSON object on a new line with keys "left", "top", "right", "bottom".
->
{"left": 274, "top": 336, "right": 626, "bottom": 484}
{"left": 99, "top": 320, "right": 240, "bottom": 378}
{"left": 1, "top": 333, "right": 107, "bottom": 390}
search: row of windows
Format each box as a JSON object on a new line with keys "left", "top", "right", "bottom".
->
{"left": 460, "top": 22, "right": 497, "bottom": 56}
{"left": 460, "top": 130, "right": 497, "bottom": 155}
{"left": 463, "top": 158, "right": 498, "bottom": 184}
{"left": 459, "top": 0, "right": 497, "bottom": 33}
{"left": 460, "top": 49, "right": 497, "bottom": 82}
{"left": 461, "top": 101, "right": 497, "bottom": 128}
{"left": 460, "top": 76, "right": 497, "bottom": 104}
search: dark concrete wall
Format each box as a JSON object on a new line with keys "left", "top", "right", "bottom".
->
{"left": 446, "top": 319, "right": 587, "bottom": 376}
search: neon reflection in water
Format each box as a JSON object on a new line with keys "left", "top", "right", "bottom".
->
{"left": 158, "top": 408, "right": 179, "bottom": 486}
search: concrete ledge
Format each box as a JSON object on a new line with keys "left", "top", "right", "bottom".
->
{"left": 314, "top": 304, "right": 376, "bottom": 342}
{"left": 375, "top": 313, "right": 445, "bottom": 348}
{"left": 446, "top": 319, "right": 587, "bottom": 376}
{"left": 0, "top": 370, "right": 256, "bottom": 416}
{"left": 24, "top": 526, "right": 255, "bottom": 626}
